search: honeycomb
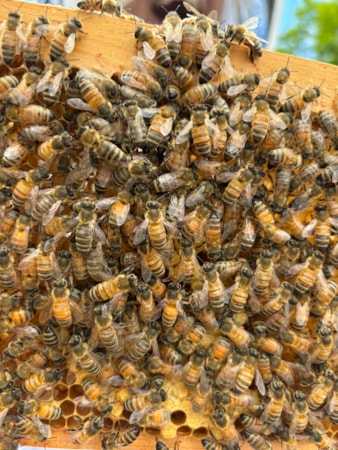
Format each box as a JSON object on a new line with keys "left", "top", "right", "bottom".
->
{"left": 0, "top": 1, "right": 337, "bottom": 450}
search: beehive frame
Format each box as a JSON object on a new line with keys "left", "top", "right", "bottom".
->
{"left": 0, "top": 1, "right": 337, "bottom": 449}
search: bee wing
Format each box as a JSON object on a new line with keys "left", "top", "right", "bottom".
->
{"left": 67, "top": 97, "right": 96, "bottom": 112}
{"left": 129, "top": 406, "right": 153, "bottom": 425}
{"left": 113, "top": 203, "right": 131, "bottom": 227}
{"left": 229, "top": 103, "right": 243, "bottom": 127}
{"left": 301, "top": 102, "right": 313, "bottom": 121}
{"left": 39, "top": 298, "right": 53, "bottom": 324}
{"left": 224, "top": 282, "right": 239, "bottom": 305}
{"left": 160, "top": 117, "right": 174, "bottom": 137}
{"left": 41, "top": 200, "right": 62, "bottom": 226}
{"left": 0, "top": 408, "right": 9, "bottom": 428}
{"left": 243, "top": 105, "right": 257, "bottom": 122}
{"left": 255, "top": 368, "right": 266, "bottom": 396}
{"left": 227, "top": 84, "right": 249, "bottom": 97}
{"left": 269, "top": 109, "right": 287, "bottom": 129}
{"left": 96, "top": 197, "right": 116, "bottom": 210}
{"left": 164, "top": 20, "right": 182, "bottom": 43}
{"left": 133, "top": 219, "right": 149, "bottom": 246}
{"left": 48, "top": 72, "right": 64, "bottom": 96}
{"left": 176, "top": 121, "right": 192, "bottom": 144}
{"left": 167, "top": 193, "right": 185, "bottom": 223}
{"left": 36, "top": 70, "right": 51, "bottom": 93}
{"left": 199, "top": 27, "right": 214, "bottom": 52}
{"left": 142, "top": 41, "right": 156, "bottom": 60}
{"left": 18, "top": 249, "right": 39, "bottom": 270}
{"left": 141, "top": 258, "right": 153, "bottom": 283}
{"left": 64, "top": 32, "right": 76, "bottom": 54}
{"left": 301, "top": 219, "right": 317, "bottom": 238}
{"left": 32, "top": 416, "right": 52, "bottom": 439}
{"left": 242, "top": 17, "right": 259, "bottom": 30}
{"left": 94, "top": 222, "right": 107, "bottom": 243}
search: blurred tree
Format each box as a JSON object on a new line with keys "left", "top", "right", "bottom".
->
{"left": 276, "top": 0, "right": 338, "bottom": 65}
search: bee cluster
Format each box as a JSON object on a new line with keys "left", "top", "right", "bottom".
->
{"left": 0, "top": 2, "right": 337, "bottom": 450}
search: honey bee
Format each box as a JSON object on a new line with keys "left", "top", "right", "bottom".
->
{"left": 67, "top": 334, "right": 102, "bottom": 381}
{"left": 279, "top": 86, "right": 320, "bottom": 120}
{"left": 181, "top": 83, "right": 218, "bottom": 107}
{"left": 135, "top": 200, "right": 176, "bottom": 251}
{"left": 177, "top": 322, "right": 205, "bottom": 356}
{"left": 39, "top": 278, "right": 82, "bottom": 327}
{"left": 293, "top": 118, "right": 313, "bottom": 159}
{"left": 222, "top": 165, "right": 255, "bottom": 205}
{"left": 111, "top": 157, "right": 153, "bottom": 189}
{"left": 23, "top": 367, "right": 63, "bottom": 396}
{"left": 191, "top": 370, "right": 212, "bottom": 414}
{"left": 253, "top": 199, "right": 290, "bottom": 243}
{"left": 199, "top": 41, "right": 230, "bottom": 84}
{"left": 252, "top": 248, "right": 279, "bottom": 296}
{"left": 117, "top": 357, "right": 149, "bottom": 389}
{"left": 289, "top": 250, "right": 325, "bottom": 294}
{"left": 137, "top": 239, "right": 166, "bottom": 281}
{"left": 135, "top": 26, "right": 170, "bottom": 68}
{"left": 181, "top": 202, "right": 211, "bottom": 243}
{"left": 224, "top": 16, "right": 267, "bottom": 61}
{"left": 220, "top": 318, "right": 252, "bottom": 349}
{"left": 306, "top": 427, "right": 336, "bottom": 450}
{"left": 177, "top": 21, "right": 196, "bottom": 69}
{"left": 262, "top": 67, "right": 290, "bottom": 111}
{"left": 317, "top": 109, "right": 338, "bottom": 149}
{"left": 242, "top": 430, "right": 272, "bottom": 450}
{"left": 302, "top": 204, "right": 338, "bottom": 251}
{"left": 316, "top": 163, "right": 338, "bottom": 186}
{"left": 0, "top": 74, "right": 18, "bottom": 99}
{"left": 160, "top": 281, "right": 182, "bottom": 329}
{"left": 124, "top": 387, "right": 166, "bottom": 412}
{"left": 210, "top": 406, "right": 239, "bottom": 448}
{"left": 36, "top": 59, "right": 69, "bottom": 106}
{"left": 23, "top": 15, "right": 49, "bottom": 67}
{"left": 13, "top": 414, "right": 51, "bottom": 442}
{"left": 91, "top": 304, "right": 123, "bottom": 355}
{"left": 146, "top": 104, "right": 178, "bottom": 150}
{"left": 201, "top": 438, "right": 224, "bottom": 450}
{"left": 219, "top": 73, "right": 260, "bottom": 97}
{"left": 7, "top": 67, "right": 41, "bottom": 106}
{"left": 0, "top": 11, "right": 26, "bottom": 66}
{"left": 37, "top": 131, "right": 74, "bottom": 162}
{"left": 202, "top": 262, "right": 226, "bottom": 313}
{"left": 49, "top": 18, "right": 83, "bottom": 61}
{"left": 261, "top": 378, "right": 285, "bottom": 426}
{"left": 136, "top": 282, "right": 160, "bottom": 324}
{"left": 10, "top": 211, "right": 31, "bottom": 255}
{"left": 0, "top": 245, "right": 19, "bottom": 289}
{"left": 80, "top": 376, "right": 112, "bottom": 414}
{"left": 4, "top": 103, "right": 55, "bottom": 124}
{"left": 69, "top": 70, "right": 115, "bottom": 118}
{"left": 71, "top": 415, "right": 104, "bottom": 445}
{"left": 261, "top": 281, "right": 293, "bottom": 316}
{"left": 307, "top": 368, "right": 335, "bottom": 411}
{"left": 226, "top": 265, "right": 253, "bottom": 313}
{"left": 162, "top": 10, "right": 183, "bottom": 60}
{"left": 102, "top": 428, "right": 141, "bottom": 449}
{"left": 183, "top": 347, "right": 206, "bottom": 389}
{"left": 122, "top": 99, "right": 147, "bottom": 148}
{"left": 129, "top": 406, "right": 170, "bottom": 428}
{"left": 153, "top": 167, "right": 198, "bottom": 194}
{"left": 119, "top": 69, "right": 163, "bottom": 102}
{"left": 87, "top": 272, "right": 132, "bottom": 303}
{"left": 172, "top": 239, "right": 202, "bottom": 285}
{"left": 18, "top": 398, "right": 62, "bottom": 421}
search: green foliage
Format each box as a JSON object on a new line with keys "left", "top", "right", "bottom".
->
{"left": 276, "top": 0, "right": 338, "bottom": 65}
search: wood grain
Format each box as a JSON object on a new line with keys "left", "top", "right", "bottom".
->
{"left": 0, "top": 0, "right": 337, "bottom": 113}
{"left": 2, "top": 1, "right": 336, "bottom": 449}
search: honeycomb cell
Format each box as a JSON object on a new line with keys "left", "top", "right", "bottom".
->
{"left": 170, "top": 410, "right": 187, "bottom": 426}
{"left": 53, "top": 383, "right": 69, "bottom": 401}
{"left": 60, "top": 399, "right": 75, "bottom": 416}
